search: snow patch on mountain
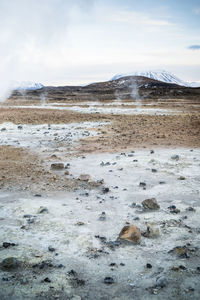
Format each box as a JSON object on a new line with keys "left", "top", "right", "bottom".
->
{"left": 111, "top": 70, "right": 200, "bottom": 87}
{"left": 14, "top": 81, "right": 44, "bottom": 90}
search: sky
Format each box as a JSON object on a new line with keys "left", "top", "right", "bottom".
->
{"left": 0, "top": 0, "right": 200, "bottom": 93}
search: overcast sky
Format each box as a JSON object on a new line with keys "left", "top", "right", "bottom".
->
{"left": 0, "top": 0, "right": 200, "bottom": 88}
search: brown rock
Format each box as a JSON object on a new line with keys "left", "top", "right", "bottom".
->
{"left": 119, "top": 225, "right": 141, "bottom": 244}
{"left": 142, "top": 198, "right": 160, "bottom": 210}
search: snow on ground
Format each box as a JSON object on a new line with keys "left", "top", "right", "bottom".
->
{"left": 0, "top": 121, "right": 108, "bottom": 153}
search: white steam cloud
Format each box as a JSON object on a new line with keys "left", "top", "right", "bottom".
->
{"left": 0, "top": 0, "right": 94, "bottom": 102}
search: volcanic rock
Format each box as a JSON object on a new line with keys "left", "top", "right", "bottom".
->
{"left": 142, "top": 198, "right": 160, "bottom": 210}
{"left": 1, "top": 257, "right": 19, "bottom": 270}
{"left": 51, "top": 163, "right": 64, "bottom": 170}
{"left": 119, "top": 225, "right": 141, "bottom": 244}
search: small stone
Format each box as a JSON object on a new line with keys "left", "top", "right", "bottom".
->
{"left": 146, "top": 263, "right": 152, "bottom": 269}
{"left": 143, "top": 223, "right": 160, "bottom": 238}
{"left": 178, "top": 176, "right": 185, "bottom": 180}
{"left": 142, "top": 198, "right": 160, "bottom": 210}
{"left": 150, "top": 150, "right": 154, "bottom": 154}
{"left": 43, "top": 277, "right": 51, "bottom": 283}
{"left": 119, "top": 225, "right": 141, "bottom": 244}
{"left": 78, "top": 174, "right": 91, "bottom": 181}
{"left": 102, "top": 187, "right": 109, "bottom": 193}
{"left": 168, "top": 205, "right": 180, "bottom": 214}
{"left": 98, "top": 212, "right": 106, "bottom": 221}
{"left": 104, "top": 277, "right": 114, "bottom": 284}
{"left": 186, "top": 207, "right": 196, "bottom": 212}
{"left": 1, "top": 257, "right": 19, "bottom": 270}
{"left": 151, "top": 169, "right": 157, "bottom": 173}
{"left": 23, "top": 214, "right": 33, "bottom": 218}
{"left": 37, "top": 206, "right": 48, "bottom": 214}
{"left": 171, "top": 246, "right": 190, "bottom": 258}
{"left": 139, "top": 182, "right": 146, "bottom": 187}
{"left": 51, "top": 163, "right": 64, "bottom": 170}
{"left": 18, "top": 125, "right": 23, "bottom": 130}
{"left": 48, "top": 246, "right": 56, "bottom": 252}
{"left": 65, "top": 171, "right": 69, "bottom": 175}
{"left": 76, "top": 221, "right": 85, "bottom": 226}
{"left": 171, "top": 154, "right": 179, "bottom": 161}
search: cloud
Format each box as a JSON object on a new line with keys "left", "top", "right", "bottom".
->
{"left": 0, "top": 0, "right": 95, "bottom": 101}
{"left": 188, "top": 45, "right": 200, "bottom": 50}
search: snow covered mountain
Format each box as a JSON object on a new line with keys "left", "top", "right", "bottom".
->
{"left": 14, "top": 81, "right": 44, "bottom": 90}
{"left": 111, "top": 70, "right": 199, "bottom": 87}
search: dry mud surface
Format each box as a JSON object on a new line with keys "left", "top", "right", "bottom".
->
{"left": 0, "top": 98, "right": 200, "bottom": 300}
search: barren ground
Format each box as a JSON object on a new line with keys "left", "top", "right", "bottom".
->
{"left": 0, "top": 97, "right": 200, "bottom": 300}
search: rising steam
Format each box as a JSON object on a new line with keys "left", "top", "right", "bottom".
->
{"left": 0, "top": 0, "right": 95, "bottom": 102}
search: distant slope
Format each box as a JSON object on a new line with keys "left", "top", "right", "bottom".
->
{"left": 9, "top": 75, "right": 200, "bottom": 102}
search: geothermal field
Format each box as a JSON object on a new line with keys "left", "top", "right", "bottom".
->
{"left": 0, "top": 80, "right": 200, "bottom": 300}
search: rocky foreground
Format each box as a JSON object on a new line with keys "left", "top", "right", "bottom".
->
{"left": 0, "top": 96, "right": 200, "bottom": 300}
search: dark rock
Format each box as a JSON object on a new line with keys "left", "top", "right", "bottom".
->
{"left": 37, "top": 206, "right": 48, "bottom": 214}
{"left": 3, "top": 242, "right": 16, "bottom": 248}
{"left": 1, "top": 257, "right": 19, "bottom": 270}
{"left": 48, "top": 246, "right": 56, "bottom": 252}
{"left": 151, "top": 169, "right": 157, "bottom": 173}
{"left": 171, "top": 155, "right": 179, "bottom": 161}
{"left": 104, "top": 277, "right": 114, "bottom": 284}
{"left": 34, "top": 194, "right": 41, "bottom": 197}
{"left": 102, "top": 187, "right": 109, "bottom": 193}
{"left": 120, "top": 263, "right": 125, "bottom": 266}
{"left": 142, "top": 198, "right": 160, "bottom": 210}
{"left": 109, "top": 263, "right": 117, "bottom": 267}
{"left": 146, "top": 263, "right": 152, "bottom": 269}
{"left": 98, "top": 212, "right": 106, "bottom": 221}
{"left": 139, "top": 182, "right": 146, "bottom": 187}
{"left": 168, "top": 205, "right": 180, "bottom": 214}
{"left": 186, "top": 207, "right": 196, "bottom": 212}
{"left": 18, "top": 125, "right": 23, "bottom": 130}
{"left": 179, "top": 265, "right": 186, "bottom": 270}
{"left": 150, "top": 150, "right": 154, "bottom": 154}
{"left": 51, "top": 163, "right": 64, "bottom": 170}
{"left": 23, "top": 214, "right": 33, "bottom": 218}
{"left": 159, "top": 181, "right": 166, "bottom": 184}
{"left": 43, "top": 277, "right": 51, "bottom": 283}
